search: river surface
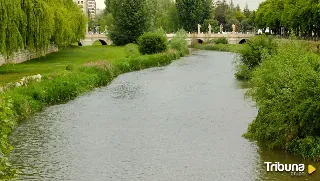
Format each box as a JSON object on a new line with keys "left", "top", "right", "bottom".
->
{"left": 9, "top": 51, "right": 320, "bottom": 180}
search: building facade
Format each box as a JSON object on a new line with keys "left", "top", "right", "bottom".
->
{"left": 74, "top": 0, "right": 88, "bottom": 15}
{"left": 73, "top": 0, "right": 96, "bottom": 18}
{"left": 87, "top": 0, "right": 97, "bottom": 18}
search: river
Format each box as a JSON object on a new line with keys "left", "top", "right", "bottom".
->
{"left": 9, "top": 51, "right": 320, "bottom": 180}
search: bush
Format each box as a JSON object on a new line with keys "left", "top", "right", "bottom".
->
{"left": 0, "top": 96, "right": 18, "bottom": 179}
{"left": 215, "top": 37, "right": 228, "bottom": 44}
{"left": 234, "top": 34, "right": 277, "bottom": 80}
{"left": 138, "top": 32, "right": 168, "bottom": 55}
{"left": 124, "top": 43, "right": 140, "bottom": 58}
{"left": 238, "top": 35, "right": 277, "bottom": 70}
{"left": 170, "top": 29, "right": 189, "bottom": 56}
{"left": 244, "top": 41, "right": 320, "bottom": 160}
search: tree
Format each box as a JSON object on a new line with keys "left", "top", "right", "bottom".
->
{"left": 202, "top": 19, "right": 219, "bottom": 33}
{"left": 243, "top": 3, "right": 250, "bottom": 18}
{"left": 214, "top": 0, "right": 229, "bottom": 25}
{"left": 176, "top": 0, "right": 213, "bottom": 32}
{"left": 0, "top": 0, "right": 86, "bottom": 57}
{"left": 109, "top": 0, "right": 149, "bottom": 45}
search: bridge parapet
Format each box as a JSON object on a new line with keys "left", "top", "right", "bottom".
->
{"left": 80, "top": 33, "right": 255, "bottom": 46}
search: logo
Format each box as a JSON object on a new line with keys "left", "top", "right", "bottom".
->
{"left": 264, "top": 162, "right": 316, "bottom": 176}
{"left": 308, "top": 165, "right": 316, "bottom": 175}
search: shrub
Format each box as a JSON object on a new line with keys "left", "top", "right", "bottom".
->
{"left": 244, "top": 41, "right": 320, "bottom": 160}
{"left": 138, "top": 32, "right": 168, "bottom": 55}
{"left": 215, "top": 37, "right": 228, "bottom": 44}
{"left": 0, "top": 96, "right": 18, "bottom": 179}
{"left": 170, "top": 29, "right": 189, "bottom": 56}
{"left": 124, "top": 43, "right": 140, "bottom": 58}
{"left": 237, "top": 35, "right": 277, "bottom": 70}
{"left": 234, "top": 34, "right": 277, "bottom": 80}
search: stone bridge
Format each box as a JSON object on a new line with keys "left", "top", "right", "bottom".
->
{"left": 79, "top": 33, "right": 255, "bottom": 46}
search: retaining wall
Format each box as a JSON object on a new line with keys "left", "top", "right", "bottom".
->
{"left": 0, "top": 44, "right": 58, "bottom": 66}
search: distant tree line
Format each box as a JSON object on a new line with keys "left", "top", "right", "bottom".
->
{"left": 0, "top": 0, "right": 87, "bottom": 57}
{"left": 102, "top": 0, "right": 256, "bottom": 45}
{"left": 254, "top": 0, "right": 320, "bottom": 37}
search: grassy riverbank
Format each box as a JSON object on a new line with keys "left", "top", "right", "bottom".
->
{"left": 0, "top": 46, "right": 126, "bottom": 86}
{"left": 0, "top": 43, "right": 187, "bottom": 179}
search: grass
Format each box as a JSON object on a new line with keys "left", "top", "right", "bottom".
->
{"left": 0, "top": 45, "right": 126, "bottom": 85}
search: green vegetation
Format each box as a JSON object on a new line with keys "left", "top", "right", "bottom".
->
{"left": 195, "top": 43, "right": 243, "bottom": 53}
{"left": 234, "top": 35, "right": 277, "bottom": 80}
{"left": 102, "top": 0, "right": 256, "bottom": 35}
{"left": 108, "top": 0, "right": 149, "bottom": 45}
{"left": 176, "top": 0, "right": 213, "bottom": 32}
{"left": 138, "top": 32, "right": 168, "bottom": 54}
{"left": 244, "top": 41, "right": 320, "bottom": 160}
{"left": 0, "top": 30, "right": 189, "bottom": 178}
{"left": 0, "top": 0, "right": 86, "bottom": 57}
{"left": 215, "top": 37, "right": 228, "bottom": 44}
{"left": 0, "top": 46, "right": 126, "bottom": 86}
{"left": 169, "top": 29, "right": 189, "bottom": 56}
{"left": 255, "top": 0, "right": 320, "bottom": 36}
{"left": 124, "top": 44, "right": 141, "bottom": 58}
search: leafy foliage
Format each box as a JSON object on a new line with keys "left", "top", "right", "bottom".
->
{"left": 0, "top": 97, "right": 18, "bottom": 179}
{"left": 244, "top": 41, "right": 320, "bottom": 160}
{"left": 234, "top": 35, "right": 277, "bottom": 80}
{"left": 169, "top": 29, "right": 189, "bottom": 56}
{"left": 0, "top": 0, "right": 86, "bottom": 57}
{"left": 215, "top": 37, "right": 228, "bottom": 44}
{"left": 176, "top": 0, "right": 213, "bottom": 32}
{"left": 238, "top": 35, "right": 277, "bottom": 70}
{"left": 138, "top": 32, "right": 168, "bottom": 54}
{"left": 108, "top": 0, "right": 149, "bottom": 45}
{"left": 254, "top": 0, "right": 320, "bottom": 36}
{"left": 124, "top": 43, "right": 141, "bottom": 58}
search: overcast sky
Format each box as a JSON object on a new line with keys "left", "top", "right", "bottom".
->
{"left": 96, "top": 0, "right": 263, "bottom": 11}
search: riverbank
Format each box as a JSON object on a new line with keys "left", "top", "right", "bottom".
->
{"left": 0, "top": 45, "right": 186, "bottom": 179}
{"left": 0, "top": 46, "right": 127, "bottom": 86}
{"left": 196, "top": 38, "right": 320, "bottom": 161}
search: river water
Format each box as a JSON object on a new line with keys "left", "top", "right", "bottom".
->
{"left": 9, "top": 51, "right": 320, "bottom": 180}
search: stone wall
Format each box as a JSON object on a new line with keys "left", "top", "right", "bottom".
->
{"left": 0, "top": 44, "right": 59, "bottom": 66}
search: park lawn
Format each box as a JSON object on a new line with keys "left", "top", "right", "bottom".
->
{"left": 0, "top": 45, "right": 126, "bottom": 86}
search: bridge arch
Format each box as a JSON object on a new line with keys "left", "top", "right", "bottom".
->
{"left": 197, "top": 39, "right": 204, "bottom": 44}
{"left": 98, "top": 39, "right": 107, "bottom": 45}
{"left": 239, "top": 39, "right": 248, "bottom": 44}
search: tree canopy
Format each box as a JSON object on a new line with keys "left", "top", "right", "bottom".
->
{"left": 108, "top": 0, "right": 149, "bottom": 45}
{"left": 254, "top": 0, "right": 320, "bottom": 36}
{"left": 0, "top": 0, "right": 86, "bottom": 57}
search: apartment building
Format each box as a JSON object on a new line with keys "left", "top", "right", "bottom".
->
{"left": 87, "top": 0, "right": 97, "bottom": 18}
{"left": 73, "top": 0, "right": 96, "bottom": 19}
{"left": 74, "top": 0, "right": 88, "bottom": 15}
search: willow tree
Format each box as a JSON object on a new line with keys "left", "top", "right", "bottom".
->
{"left": 0, "top": 0, "right": 86, "bottom": 58}
{"left": 0, "top": 0, "right": 24, "bottom": 57}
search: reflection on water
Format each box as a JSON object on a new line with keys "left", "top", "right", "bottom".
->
{"left": 9, "top": 51, "right": 320, "bottom": 181}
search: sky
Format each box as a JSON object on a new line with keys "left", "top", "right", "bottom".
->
{"left": 95, "top": 0, "right": 263, "bottom": 11}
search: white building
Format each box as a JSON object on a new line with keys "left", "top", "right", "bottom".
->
{"left": 87, "top": 0, "right": 97, "bottom": 18}
{"left": 73, "top": 0, "right": 96, "bottom": 19}
{"left": 74, "top": 0, "right": 88, "bottom": 15}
